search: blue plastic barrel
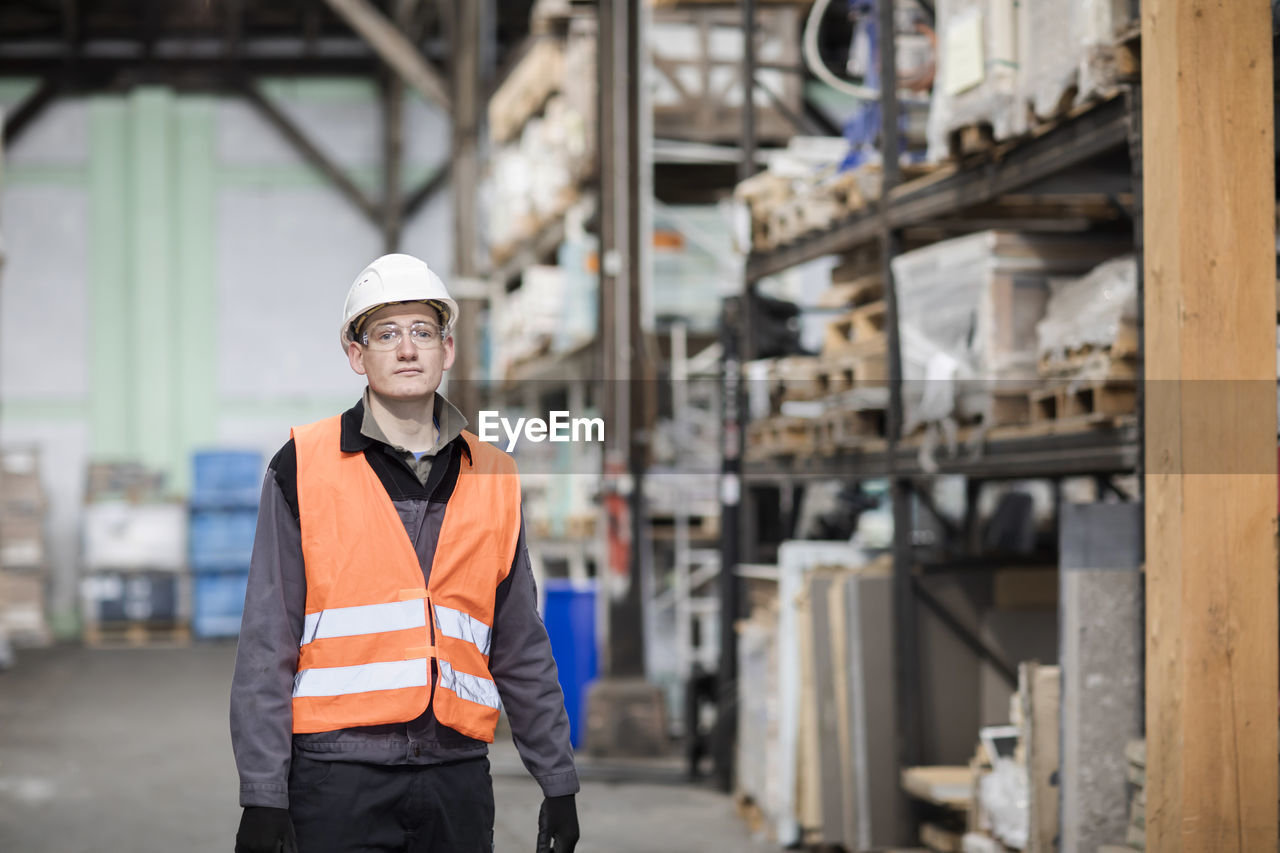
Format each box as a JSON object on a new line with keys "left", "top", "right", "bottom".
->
{"left": 541, "top": 579, "right": 598, "bottom": 749}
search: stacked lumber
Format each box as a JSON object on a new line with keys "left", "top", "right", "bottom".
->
{"left": 902, "top": 766, "right": 972, "bottom": 852}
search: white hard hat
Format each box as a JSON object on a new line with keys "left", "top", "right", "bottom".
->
{"left": 339, "top": 253, "right": 459, "bottom": 350}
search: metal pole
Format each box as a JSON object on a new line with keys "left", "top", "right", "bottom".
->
{"left": 711, "top": 0, "right": 758, "bottom": 794}
{"left": 740, "top": 0, "right": 757, "bottom": 182}
{"left": 878, "top": 0, "right": 918, "bottom": 843}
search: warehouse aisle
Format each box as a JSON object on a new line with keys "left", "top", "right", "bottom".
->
{"left": 0, "top": 645, "right": 769, "bottom": 853}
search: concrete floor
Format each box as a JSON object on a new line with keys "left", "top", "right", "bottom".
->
{"left": 0, "top": 643, "right": 773, "bottom": 853}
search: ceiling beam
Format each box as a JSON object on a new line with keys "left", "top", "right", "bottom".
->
{"left": 238, "top": 79, "right": 382, "bottom": 227}
{"left": 321, "top": 0, "right": 451, "bottom": 110}
{"left": 403, "top": 164, "right": 448, "bottom": 219}
{"left": 3, "top": 77, "right": 61, "bottom": 147}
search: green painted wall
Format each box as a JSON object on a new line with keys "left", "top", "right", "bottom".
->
{"left": 7, "top": 79, "right": 446, "bottom": 494}
{"left": 87, "top": 96, "right": 133, "bottom": 457}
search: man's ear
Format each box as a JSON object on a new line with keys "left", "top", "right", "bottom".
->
{"left": 441, "top": 335, "right": 456, "bottom": 372}
{"left": 347, "top": 341, "right": 368, "bottom": 376}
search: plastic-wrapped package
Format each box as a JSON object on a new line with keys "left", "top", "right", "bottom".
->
{"left": 1018, "top": 0, "right": 1136, "bottom": 124}
{"left": 978, "top": 759, "right": 1029, "bottom": 850}
{"left": 1036, "top": 254, "right": 1137, "bottom": 364}
{"left": 892, "top": 231, "right": 1129, "bottom": 428}
{"left": 925, "top": 0, "right": 1023, "bottom": 160}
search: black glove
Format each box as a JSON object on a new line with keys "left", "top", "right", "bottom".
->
{"left": 535, "top": 794, "right": 579, "bottom": 853}
{"left": 235, "top": 806, "right": 298, "bottom": 853}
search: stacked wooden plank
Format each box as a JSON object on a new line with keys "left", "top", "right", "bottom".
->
{"left": 901, "top": 766, "right": 971, "bottom": 852}
{"left": 794, "top": 559, "right": 897, "bottom": 850}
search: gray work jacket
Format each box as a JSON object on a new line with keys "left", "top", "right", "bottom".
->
{"left": 230, "top": 399, "right": 580, "bottom": 809}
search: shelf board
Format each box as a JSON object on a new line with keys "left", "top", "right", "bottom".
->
{"left": 486, "top": 189, "right": 597, "bottom": 287}
{"left": 744, "top": 94, "right": 1133, "bottom": 282}
{"left": 744, "top": 418, "right": 1138, "bottom": 483}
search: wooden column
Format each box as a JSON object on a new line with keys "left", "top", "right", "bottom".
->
{"left": 1142, "top": 2, "right": 1278, "bottom": 850}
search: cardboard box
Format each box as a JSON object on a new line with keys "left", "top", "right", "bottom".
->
{"left": 1, "top": 514, "right": 46, "bottom": 569}
{"left": 0, "top": 570, "right": 51, "bottom": 646}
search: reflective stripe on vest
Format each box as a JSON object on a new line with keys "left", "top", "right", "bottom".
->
{"left": 433, "top": 603, "right": 492, "bottom": 657}
{"left": 300, "top": 599, "right": 427, "bottom": 646}
{"left": 438, "top": 660, "right": 502, "bottom": 710}
{"left": 294, "top": 658, "right": 430, "bottom": 698}
{"left": 289, "top": 415, "right": 521, "bottom": 738}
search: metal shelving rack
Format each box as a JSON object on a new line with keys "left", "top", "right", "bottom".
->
{"left": 715, "top": 1, "right": 1146, "bottom": 819}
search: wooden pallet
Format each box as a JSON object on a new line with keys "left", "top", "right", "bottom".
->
{"left": 823, "top": 300, "right": 888, "bottom": 356}
{"left": 648, "top": 513, "right": 720, "bottom": 541}
{"left": 812, "top": 406, "right": 889, "bottom": 454}
{"left": 948, "top": 122, "right": 996, "bottom": 160}
{"left": 84, "top": 620, "right": 191, "bottom": 649}
{"left": 1039, "top": 318, "right": 1139, "bottom": 380}
{"left": 488, "top": 38, "right": 566, "bottom": 144}
{"left": 746, "top": 416, "right": 814, "bottom": 459}
{"left": 820, "top": 273, "right": 884, "bottom": 314}
{"left": 1030, "top": 380, "right": 1137, "bottom": 424}
{"left": 814, "top": 352, "right": 889, "bottom": 395}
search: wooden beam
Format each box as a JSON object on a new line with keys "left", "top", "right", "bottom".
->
{"left": 403, "top": 164, "right": 448, "bottom": 219}
{"left": 380, "top": 1, "right": 411, "bottom": 253}
{"left": 224, "top": 0, "right": 243, "bottom": 59}
{"left": 322, "top": 0, "right": 451, "bottom": 111}
{"left": 239, "top": 80, "right": 381, "bottom": 226}
{"left": 381, "top": 72, "right": 404, "bottom": 252}
{"left": 1143, "top": 1, "right": 1278, "bottom": 850}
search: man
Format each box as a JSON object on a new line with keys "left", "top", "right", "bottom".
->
{"left": 231, "top": 253, "right": 580, "bottom": 853}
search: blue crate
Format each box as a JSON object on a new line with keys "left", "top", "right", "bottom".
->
{"left": 192, "top": 569, "right": 249, "bottom": 639}
{"left": 189, "top": 508, "right": 258, "bottom": 570}
{"left": 191, "top": 450, "right": 263, "bottom": 509}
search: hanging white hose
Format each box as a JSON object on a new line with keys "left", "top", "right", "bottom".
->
{"left": 802, "top": 0, "right": 932, "bottom": 104}
{"left": 802, "top": 0, "right": 883, "bottom": 100}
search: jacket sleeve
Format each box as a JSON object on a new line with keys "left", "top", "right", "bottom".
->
{"left": 229, "top": 447, "right": 307, "bottom": 809}
{"left": 488, "top": 511, "right": 581, "bottom": 797}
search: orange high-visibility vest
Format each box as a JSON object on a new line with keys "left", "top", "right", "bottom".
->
{"left": 289, "top": 415, "right": 522, "bottom": 740}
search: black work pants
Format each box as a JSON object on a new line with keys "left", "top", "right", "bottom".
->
{"left": 288, "top": 752, "right": 495, "bottom": 853}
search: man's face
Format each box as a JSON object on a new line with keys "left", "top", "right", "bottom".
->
{"left": 347, "top": 303, "right": 455, "bottom": 401}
